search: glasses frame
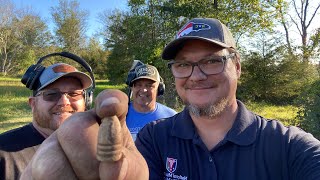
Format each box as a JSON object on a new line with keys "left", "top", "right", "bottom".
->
{"left": 35, "top": 89, "right": 85, "bottom": 102}
{"left": 167, "top": 53, "right": 236, "bottom": 78}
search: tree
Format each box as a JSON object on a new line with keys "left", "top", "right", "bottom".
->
{"left": 273, "top": 0, "right": 320, "bottom": 62}
{"left": 80, "top": 37, "right": 109, "bottom": 79}
{"left": 239, "top": 29, "right": 318, "bottom": 104}
{"left": 51, "top": 0, "right": 88, "bottom": 53}
{"left": 99, "top": 10, "right": 131, "bottom": 84}
{"left": 15, "top": 13, "right": 52, "bottom": 48}
{"left": 0, "top": 0, "right": 17, "bottom": 75}
{"left": 238, "top": 32, "right": 278, "bottom": 102}
{"left": 296, "top": 80, "right": 320, "bottom": 139}
{"left": 0, "top": 0, "right": 51, "bottom": 75}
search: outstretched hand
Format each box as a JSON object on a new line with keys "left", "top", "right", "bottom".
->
{"left": 20, "top": 89, "right": 148, "bottom": 180}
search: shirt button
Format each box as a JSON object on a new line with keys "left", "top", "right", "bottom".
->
{"left": 209, "top": 156, "right": 213, "bottom": 162}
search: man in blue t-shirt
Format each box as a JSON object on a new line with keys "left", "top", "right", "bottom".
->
{"left": 126, "top": 62, "right": 177, "bottom": 140}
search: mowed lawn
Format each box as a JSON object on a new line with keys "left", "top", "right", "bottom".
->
{"left": 0, "top": 77, "right": 299, "bottom": 133}
{"left": 0, "top": 77, "right": 32, "bottom": 132}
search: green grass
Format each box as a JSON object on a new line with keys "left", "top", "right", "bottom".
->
{"left": 94, "top": 79, "right": 127, "bottom": 97}
{"left": 0, "top": 77, "right": 300, "bottom": 133}
{"left": 0, "top": 78, "right": 32, "bottom": 132}
{"left": 246, "top": 102, "right": 299, "bottom": 126}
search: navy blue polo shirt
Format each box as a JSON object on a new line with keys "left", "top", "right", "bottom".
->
{"left": 136, "top": 100, "right": 320, "bottom": 180}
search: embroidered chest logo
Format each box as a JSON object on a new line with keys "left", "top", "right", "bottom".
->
{"left": 166, "top": 157, "right": 177, "bottom": 173}
{"left": 164, "top": 157, "right": 188, "bottom": 180}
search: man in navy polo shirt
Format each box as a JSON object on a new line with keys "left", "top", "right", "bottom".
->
{"left": 135, "top": 18, "right": 320, "bottom": 179}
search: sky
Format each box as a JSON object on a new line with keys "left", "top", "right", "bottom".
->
{"left": 12, "top": 0, "right": 128, "bottom": 36}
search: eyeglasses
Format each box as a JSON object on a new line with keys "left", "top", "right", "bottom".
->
{"left": 35, "top": 89, "right": 84, "bottom": 102}
{"left": 168, "top": 53, "right": 235, "bottom": 78}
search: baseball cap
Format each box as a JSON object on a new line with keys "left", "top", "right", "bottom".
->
{"left": 37, "top": 63, "right": 92, "bottom": 92}
{"left": 162, "top": 18, "right": 236, "bottom": 60}
{"left": 131, "top": 64, "right": 160, "bottom": 83}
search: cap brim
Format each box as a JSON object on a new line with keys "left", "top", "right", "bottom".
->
{"left": 162, "top": 36, "right": 231, "bottom": 60}
{"left": 38, "top": 72, "right": 92, "bottom": 91}
{"left": 131, "top": 76, "right": 158, "bottom": 83}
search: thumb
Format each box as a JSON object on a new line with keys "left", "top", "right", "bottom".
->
{"left": 94, "top": 89, "right": 128, "bottom": 124}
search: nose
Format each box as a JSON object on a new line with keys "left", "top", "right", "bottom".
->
{"left": 57, "top": 93, "right": 71, "bottom": 106}
{"left": 189, "top": 65, "right": 207, "bottom": 80}
{"left": 141, "top": 87, "right": 148, "bottom": 92}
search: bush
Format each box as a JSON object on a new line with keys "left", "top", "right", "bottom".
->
{"left": 239, "top": 49, "right": 318, "bottom": 105}
{"left": 295, "top": 79, "right": 320, "bottom": 139}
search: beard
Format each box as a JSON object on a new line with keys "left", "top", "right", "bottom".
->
{"left": 33, "top": 104, "right": 53, "bottom": 130}
{"left": 33, "top": 102, "right": 75, "bottom": 131}
{"left": 187, "top": 97, "right": 228, "bottom": 119}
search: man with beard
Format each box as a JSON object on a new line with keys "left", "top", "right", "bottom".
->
{"left": 0, "top": 62, "right": 93, "bottom": 179}
{"left": 126, "top": 63, "right": 177, "bottom": 140}
{"left": 135, "top": 18, "right": 320, "bottom": 179}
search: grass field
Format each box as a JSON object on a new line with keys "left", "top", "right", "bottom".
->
{"left": 0, "top": 77, "right": 300, "bottom": 133}
{"left": 246, "top": 102, "right": 300, "bottom": 126}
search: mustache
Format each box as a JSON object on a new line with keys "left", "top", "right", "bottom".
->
{"left": 51, "top": 106, "right": 75, "bottom": 113}
{"left": 185, "top": 82, "right": 217, "bottom": 89}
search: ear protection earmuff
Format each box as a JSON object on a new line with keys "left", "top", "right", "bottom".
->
{"left": 21, "top": 51, "right": 95, "bottom": 110}
{"left": 157, "top": 77, "right": 165, "bottom": 96}
{"left": 125, "top": 70, "right": 136, "bottom": 87}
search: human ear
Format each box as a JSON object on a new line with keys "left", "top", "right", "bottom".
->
{"left": 28, "top": 97, "right": 36, "bottom": 111}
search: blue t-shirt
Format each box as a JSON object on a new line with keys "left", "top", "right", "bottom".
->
{"left": 126, "top": 102, "right": 177, "bottom": 141}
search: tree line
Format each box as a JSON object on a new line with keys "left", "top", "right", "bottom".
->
{"left": 0, "top": 0, "right": 319, "bottom": 138}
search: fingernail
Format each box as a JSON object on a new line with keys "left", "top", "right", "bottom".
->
{"left": 100, "top": 97, "right": 120, "bottom": 107}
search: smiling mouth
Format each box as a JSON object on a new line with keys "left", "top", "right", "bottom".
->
{"left": 187, "top": 83, "right": 217, "bottom": 90}
{"left": 188, "top": 86, "right": 213, "bottom": 90}
{"left": 53, "top": 111, "right": 75, "bottom": 115}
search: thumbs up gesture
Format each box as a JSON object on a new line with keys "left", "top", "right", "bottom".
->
{"left": 20, "top": 89, "right": 148, "bottom": 180}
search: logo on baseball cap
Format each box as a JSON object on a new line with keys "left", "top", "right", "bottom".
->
{"left": 177, "top": 22, "right": 211, "bottom": 38}
{"left": 131, "top": 64, "right": 160, "bottom": 83}
{"left": 37, "top": 63, "right": 92, "bottom": 92}
{"left": 162, "top": 18, "right": 236, "bottom": 60}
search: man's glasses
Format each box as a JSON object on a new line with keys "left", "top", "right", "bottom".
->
{"left": 35, "top": 89, "right": 84, "bottom": 102}
{"left": 168, "top": 53, "right": 235, "bottom": 78}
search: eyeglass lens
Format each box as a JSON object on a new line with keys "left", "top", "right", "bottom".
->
{"left": 169, "top": 53, "right": 235, "bottom": 78}
{"left": 38, "top": 90, "right": 84, "bottom": 102}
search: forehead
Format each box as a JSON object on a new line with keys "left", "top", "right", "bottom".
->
{"left": 44, "top": 77, "right": 83, "bottom": 90}
{"left": 175, "top": 40, "right": 225, "bottom": 60}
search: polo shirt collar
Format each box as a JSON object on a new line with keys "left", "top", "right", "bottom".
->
{"left": 224, "top": 100, "right": 257, "bottom": 146}
{"left": 171, "top": 107, "right": 195, "bottom": 139}
{"left": 171, "top": 100, "right": 257, "bottom": 146}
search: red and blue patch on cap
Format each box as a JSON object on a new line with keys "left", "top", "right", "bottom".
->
{"left": 176, "top": 22, "right": 211, "bottom": 38}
